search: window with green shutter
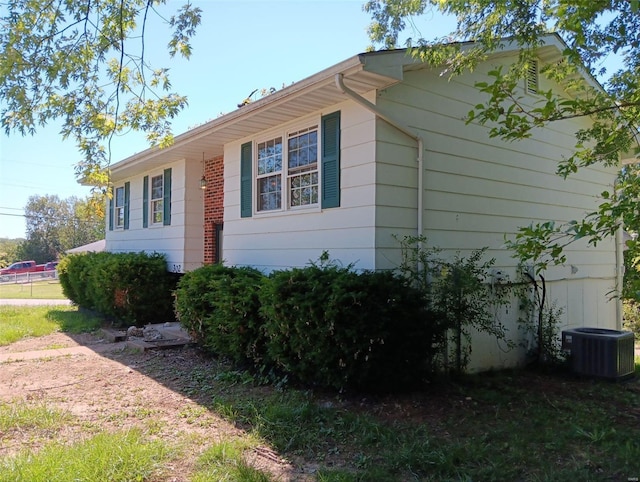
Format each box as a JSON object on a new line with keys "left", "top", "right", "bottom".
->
{"left": 142, "top": 176, "right": 149, "bottom": 228}
{"left": 240, "top": 142, "right": 253, "bottom": 218}
{"left": 163, "top": 168, "right": 172, "bottom": 226}
{"left": 321, "top": 111, "right": 340, "bottom": 208}
{"left": 240, "top": 111, "right": 340, "bottom": 216}
{"left": 123, "top": 182, "right": 130, "bottom": 230}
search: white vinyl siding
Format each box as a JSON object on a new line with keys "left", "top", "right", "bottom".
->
{"left": 224, "top": 102, "right": 377, "bottom": 271}
{"left": 105, "top": 160, "right": 204, "bottom": 273}
{"left": 373, "top": 59, "right": 618, "bottom": 371}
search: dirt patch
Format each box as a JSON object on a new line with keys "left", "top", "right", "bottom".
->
{"left": 2, "top": 333, "right": 639, "bottom": 481}
{"left": 0, "top": 331, "right": 99, "bottom": 354}
{"left": 0, "top": 332, "right": 306, "bottom": 481}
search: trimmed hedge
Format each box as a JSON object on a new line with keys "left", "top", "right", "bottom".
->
{"left": 260, "top": 266, "right": 443, "bottom": 391}
{"left": 176, "top": 263, "right": 444, "bottom": 391}
{"left": 174, "top": 264, "right": 266, "bottom": 364}
{"left": 58, "top": 251, "right": 177, "bottom": 327}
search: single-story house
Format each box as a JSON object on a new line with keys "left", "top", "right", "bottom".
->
{"left": 105, "top": 33, "right": 624, "bottom": 370}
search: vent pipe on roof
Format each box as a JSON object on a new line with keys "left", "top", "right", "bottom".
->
{"left": 334, "top": 73, "right": 425, "bottom": 239}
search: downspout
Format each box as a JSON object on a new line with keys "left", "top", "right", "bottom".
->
{"left": 334, "top": 73, "right": 424, "bottom": 238}
{"left": 615, "top": 225, "right": 624, "bottom": 330}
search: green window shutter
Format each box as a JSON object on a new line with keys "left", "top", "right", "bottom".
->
{"left": 108, "top": 196, "right": 114, "bottom": 231}
{"left": 163, "top": 168, "right": 172, "bottom": 226}
{"left": 123, "top": 182, "right": 130, "bottom": 230}
{"left": 321, "top": 111, "right": 341, "bottom": 209}
{"left": 240, "top": 141, "right": 253, "bottom": 218}
{"left": 142, "top": 176, "right": 149, "bottom": 228}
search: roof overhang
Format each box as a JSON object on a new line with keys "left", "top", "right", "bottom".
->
{"left": 108, "top": 52, "right": 419, "bottom": 181}
{"left": 107, "top": 34, "right": 595, "bottom": 181}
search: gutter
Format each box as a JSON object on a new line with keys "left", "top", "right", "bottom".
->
{"left": 334, "top": 73, "right": 424, "bottom": 238}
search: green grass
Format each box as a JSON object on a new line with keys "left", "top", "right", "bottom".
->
{"left": 0, "top": 281, "right": 66, "bottom": 300}
{"left": 167, "top": 361, "right": 640, "bottom": 482}
{"left": 0, "top": 429, "right": 168, "bottom": 482}
{"left": 0, "top": 401, "right": 70, "bottom": 432}
{"left": 192, "top": 439, "right": 273, "bottom": 482}
{"left": 0, "top": 305, "right": 102, "bottom": 346}
{"left": 1, "top": 326, "right": 638, "bottom": 480}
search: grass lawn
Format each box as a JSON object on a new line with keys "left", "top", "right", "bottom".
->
{"left": 0, "top": 305, "right": 102, "bottom": 346}
{"left": 0, "top": 281, "right": 66, "bottom": 300}
{"left": 1, "top": 306, "right": 639, "bottom": 480}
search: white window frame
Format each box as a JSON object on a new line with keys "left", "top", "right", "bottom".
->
{"left": 150, "top": 173, "right": 164, "bottom": 225}
{"left": 254, "top": 121, "right": 320, "bottom": 214}
{"left": 114, "top": 186, "right": 125, "bottom": 229}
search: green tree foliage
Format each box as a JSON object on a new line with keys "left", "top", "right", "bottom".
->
{"left": 17, "top": 194, "right": 105, "bottom": 262}
{"left": 0, "top": 237, "right": 21, "bottom": 267}
{"left": 0, "top": 0, "right": 201, "bottom": 186}
{"left": 365, "top": 0, "right": 640, "bottom": 272}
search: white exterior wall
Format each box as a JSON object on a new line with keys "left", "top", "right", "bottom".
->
{"left": 105, "top": 159, "right": 205, "bottom": 272}
{"left": 223, "top": 99, "right": 379, "bottom": 272}
{"left": 374, "top": 60, "right": 619, "bottom": 370}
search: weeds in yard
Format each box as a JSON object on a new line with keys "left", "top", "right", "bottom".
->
{"left": 0, "top": 429, "right": 168, "bottom": 482}
{"left": 187, "top": 360, "right": 640, "bottom": 481}
{"left": 191, "top": 438, "right": 273, "bottom": 482}
{"left": 0, "top": 400, "right": 70, "bottom": 432}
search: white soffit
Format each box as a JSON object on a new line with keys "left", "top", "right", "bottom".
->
{"left": 108, "top": 54, "right": 404, "bottom": 180}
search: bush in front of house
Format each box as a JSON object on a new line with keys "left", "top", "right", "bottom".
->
{"left": 174, "top": 262, "right": 441, "bottom": 391}
{"left": 58, "top": 253, "right": 95, "bottom": 308}
{"left": 174, "top": 264, "right": 267, "bottom": 364}
{"left": 259, "top": 265, "right": 443, "bottom": 391}
{"left": 58, "top": 251, "right": 177, "bottom": 327}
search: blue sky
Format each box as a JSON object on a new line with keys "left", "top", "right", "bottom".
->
{"left": 0, "top": 0, "right": 450, "bottom": 239}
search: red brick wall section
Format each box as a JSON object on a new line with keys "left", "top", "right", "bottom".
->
{"left": 203, "top": 155, "right": 224, "bottom": 264}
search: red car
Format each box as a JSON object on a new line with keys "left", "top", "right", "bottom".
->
{"left": 0, "top": 260, "right": 49, "bottom": 278}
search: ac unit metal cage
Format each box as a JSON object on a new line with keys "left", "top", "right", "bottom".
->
{"left": 561, "top": 328, "right": 635, "bottom": 380}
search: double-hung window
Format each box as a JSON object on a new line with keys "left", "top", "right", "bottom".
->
{"left": 240, "top": 111, "right": 339, "bottom": 218}
{"left": 142, "top": 168, "right": 171, "bottom": 228}
{"left": 256, "top": 137, "right": 283, "bottom": 211}
{"left": 114, "top": 186, "right": 125, "bottom": 228}
{"left": 287, "top": 126, "right": 318, "bottom": 207}
{"left": 255, "top": 124, "right": 319, "bottom": 213}
{"left": 109, "top": 182, "right": 130, "bottom": 231}
{"left": 151, "top": 174, "right": 164, "bottom": 224}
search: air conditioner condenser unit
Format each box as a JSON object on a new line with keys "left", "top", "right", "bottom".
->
{"left": 561, "top": 328, "right": 635, "bottom": 380}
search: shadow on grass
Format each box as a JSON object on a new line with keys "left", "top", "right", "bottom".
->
{"left": 31, "top": 311, "right": 640, "bottom": 482}
{"left": 46, "top": 308, "right": 103, "bottom": 334}
{"left": 88, "top": 343, "right": 640, "bottom": 481}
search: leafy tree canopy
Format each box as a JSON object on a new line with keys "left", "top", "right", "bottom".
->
{"left": 17, "top": 193, "right": 105, "bottom": 263}
{"left": 0, "top": 0, "right": 201, "bottom": 187}
{"left": 365, "top": 0, "right": 640, "bottom": 272}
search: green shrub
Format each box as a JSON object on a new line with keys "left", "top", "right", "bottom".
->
{"left": 58, "top": 254, "right": 94, "bottom": 308}
{"left": 58, "top": 251, "right": 177, "bottom": 327}
{"left": 623, "top": 300, "right": 640, "bottom": 339}
{"left": 175, "top": 264, "right": 266, "bottom": 364}
{"left": 259, "top": 265, "right": 443, "bottom": 391}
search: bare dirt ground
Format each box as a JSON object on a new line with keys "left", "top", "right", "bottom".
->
{"left": 0, "top": 332, "right": 306, "bottom": 481}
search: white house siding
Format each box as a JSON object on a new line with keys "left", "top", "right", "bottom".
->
{"left": 223, "top": 99, "right": 380, "bottom": 272}
{"left": 105, "top": 159, "right": 205, "bottom": 273}
{"left": 373, "top": 59, "right": 619, "bottom": 370}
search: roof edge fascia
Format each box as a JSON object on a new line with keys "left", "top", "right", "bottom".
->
{"left": 109, "top": 54, "right": 373, "bottom": 175}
